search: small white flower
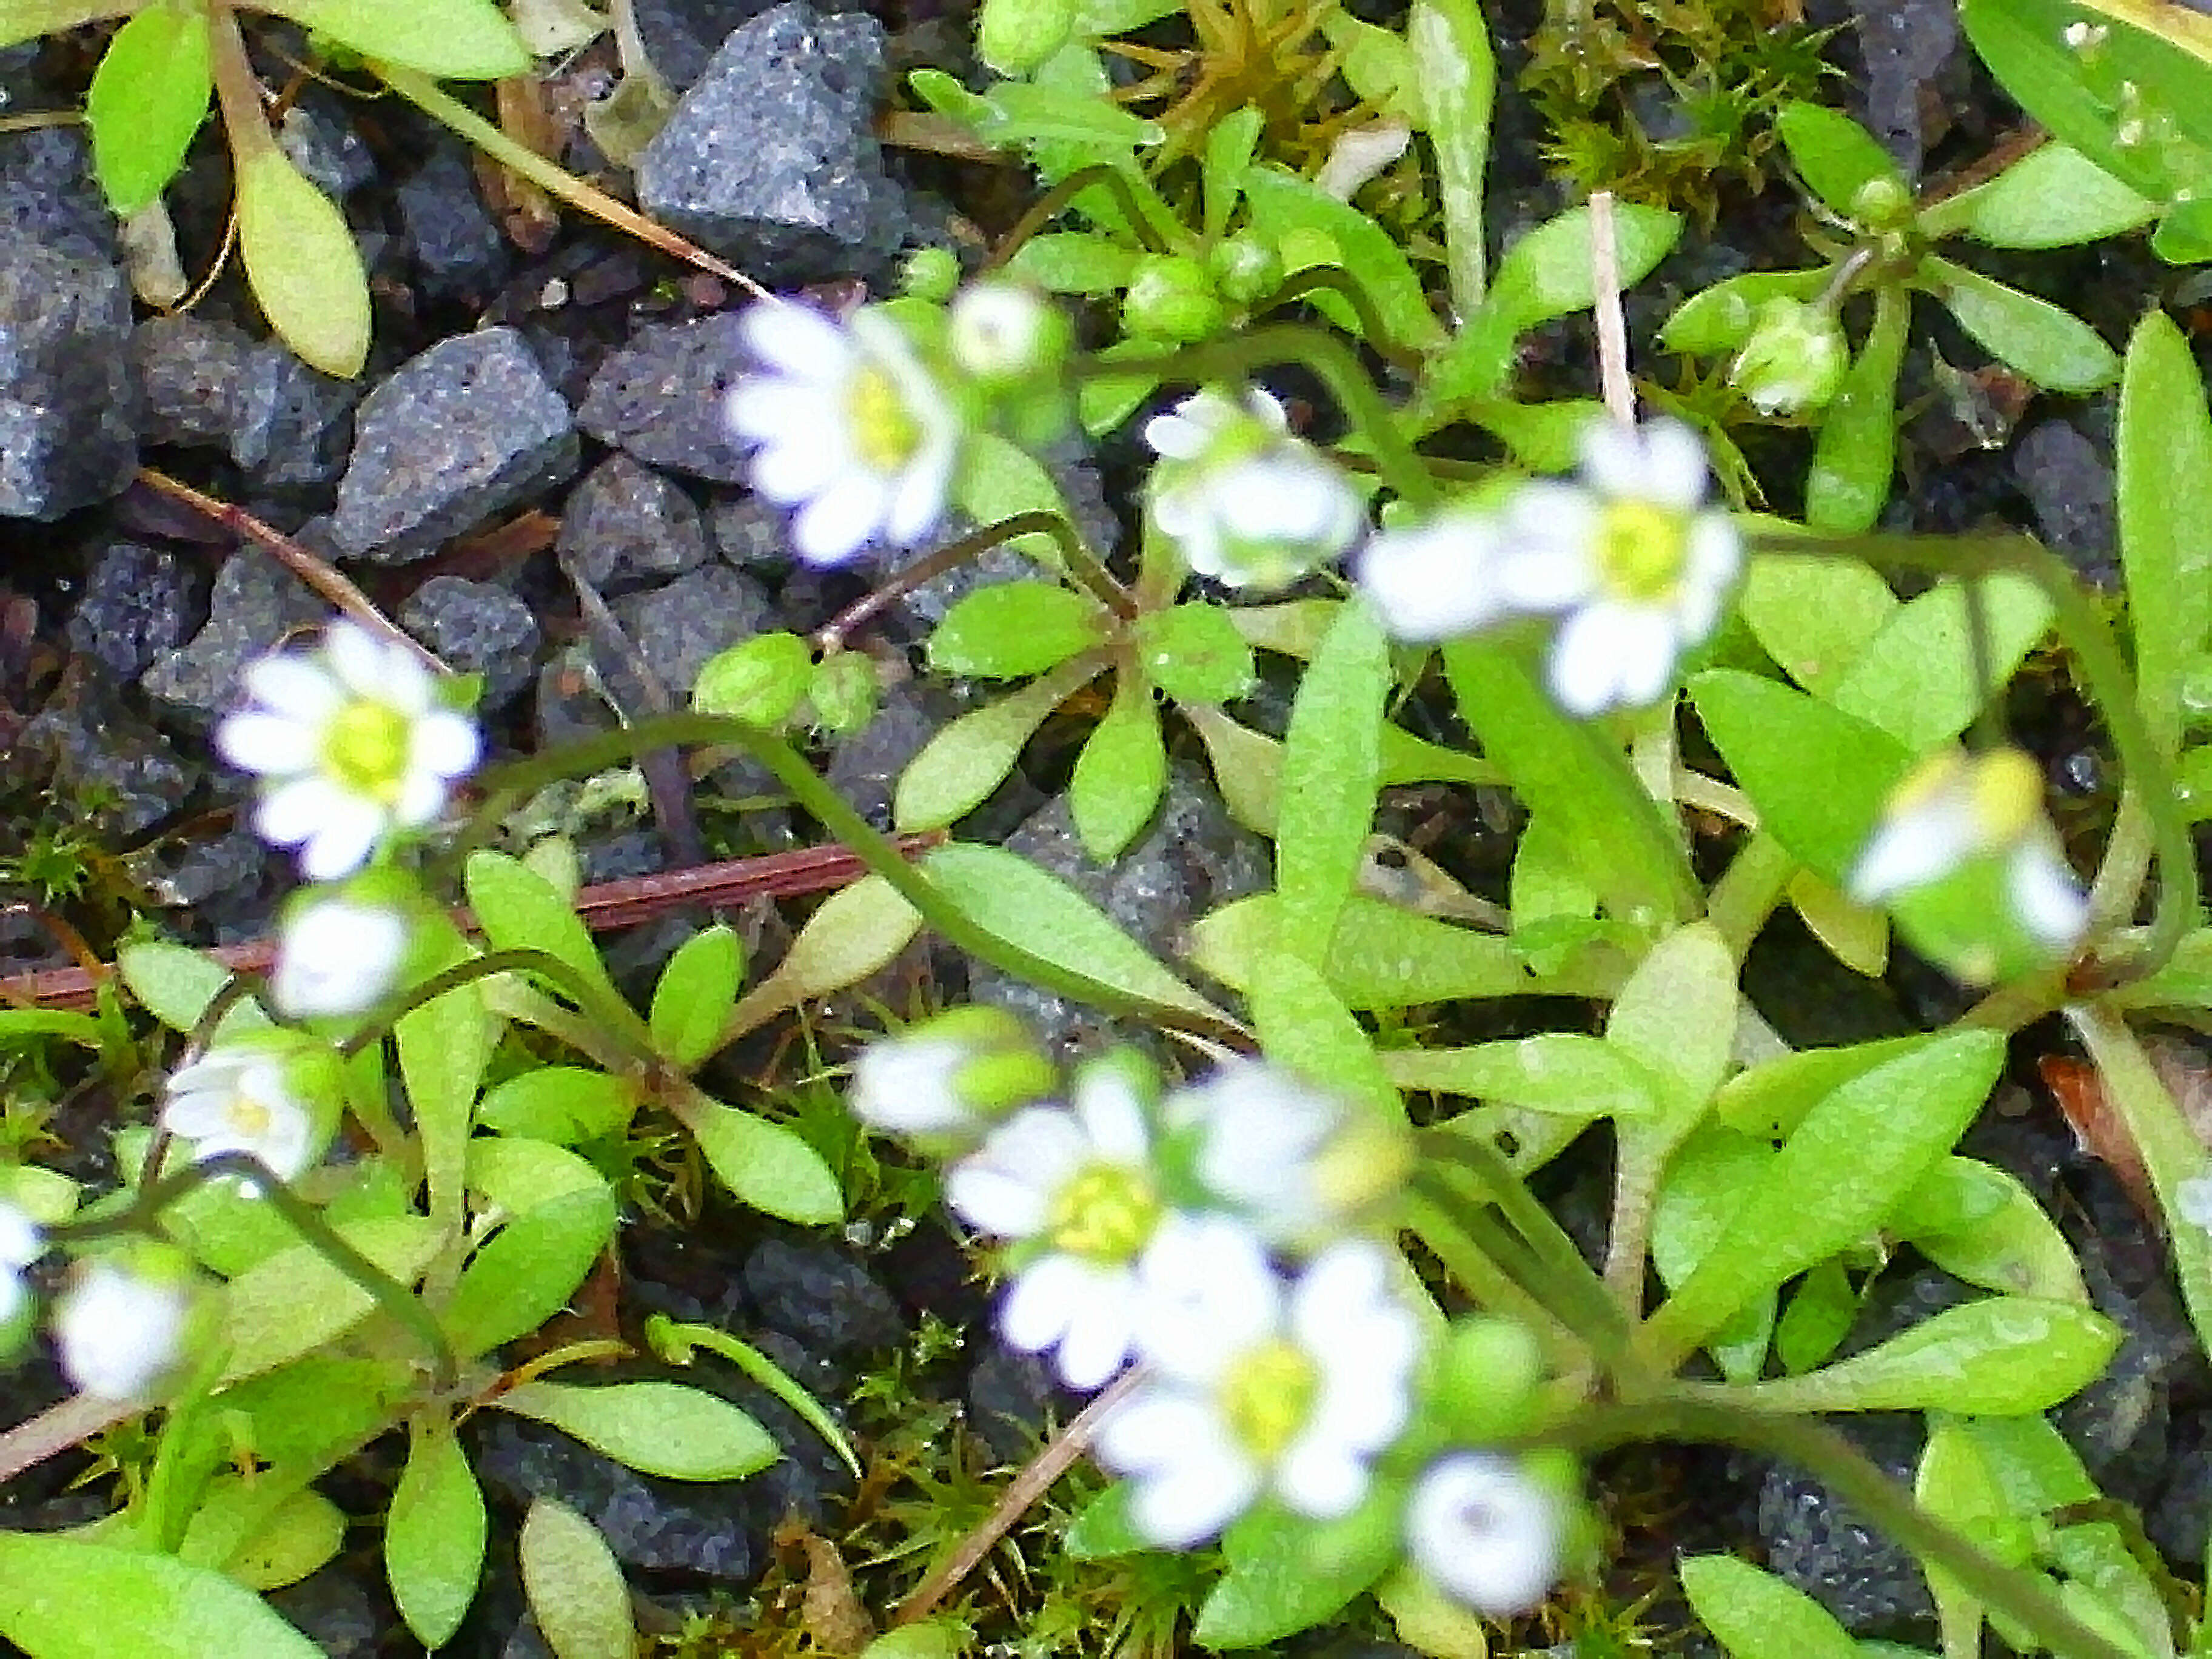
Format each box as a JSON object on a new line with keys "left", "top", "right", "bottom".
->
{"left": 272, "top": 894, "right": 409, "bottom": 1019}
{"left": 0, "top": 1202, "right": 42, "bottom": 1327}
{"left": 1145, "top": 387, "right": 1364, "bottom": 592}
{"left": 161, "top": 1045, "right": 318, "bottom": 1185}
{"left": 725, "top": 301, "right": 963, "bottom": 566}
{"left": 1167, "top": 1063, "right": 1411, "bottom": 1249}
{"left": 947, "top": 282, "right": 1061, "bottom": 384}
{"left": 1848, "top": 746, "right": 2089, "bottom": 953}
{"left": 54, "top": 1261, "right": 190, "bottom": 1401}
{"left": 1355, "top": 507, "right": 1509, "bottom": 643}
{"left": 945, "top": 1062, "right": 1163, "bottom": 1390}
{"left": 1405, "top": 1453, "right": 1564, "bottom": 1617}
{"left": 1095, "top": 1237, "right": 1423, "bottom": 1548}
{"left": 848, "top": 1008, "right": 1049, "bottom": 1141}
{"left": 217, "top": 621, "right": 480, "bottom": 881}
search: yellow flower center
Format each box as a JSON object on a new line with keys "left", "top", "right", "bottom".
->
{"left": 1596, "top": 500, "right": 1691, "bottom": 603}
{"left": 323, "top": 702, "right": 411, "bottom": 802}
{"left": 1219, "top": 1338, "right": 1319, "bottom": 1461}
{"left": 224, "top": 1090, "right": 274, "bottom": 1140}
{"left": 846, "top": 366, "right": 922, "bottom": 473}
{"left": 1045, "top": 1164, "right": 1161, "bottom": 1262}
{"left": 1965, "top": 748, "right": 2043, "bottom": 845}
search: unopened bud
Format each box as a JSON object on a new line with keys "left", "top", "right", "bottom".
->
{"left": 694, "top": 631, "right": 815, "bottom": 728}
{"left": 976, "top": 0, "right": 1077, "bottom": 75}
{"left": 900, "top": 246, "right": 961, "bottom": 304}
{"left": 1207, "top": 231, "right": 1282, "bottom": 306}
{"left": 947, "top": 281, "right": 1068, "bottom": 386}
{"left": 1728, "top": 297, "right": 1847, "bottom": 415}
{"left": 809, "top": 649, "right": 880, "bottom": 736}
{"left": 1123, "top": 253, "right": 1226, "bottom": 344}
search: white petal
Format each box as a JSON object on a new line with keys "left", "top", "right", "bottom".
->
{"left": 742, "top": 301, "right": 852, "bottom": 378}
{"left": 1848, "top": 800, "right": 1979, "bottom": 904}
{"left": 0, "top": 1203, "right": 40, "bottom": 1270}
{"left": 793, "top": 477, "right": 890, "bottom": 566}
{"left": 323, "top": 623, "right": 396, "bottom": 699}
{"left": 1053, "top": 1277, "right": 1138, "bottom": 1390}
{"left": 944, "top": 1162, "right": 1050, "bottom": 1238}
{"left": 297, "top": 800, "right": 387, "bottom": 882}
{"left": 1144, "top": 412, "right": 1207, "bottom": 462}
{"left": 2008, "top": 845, "right": 2090, "bottom": 950}
{"left": 1095, "top": 1387, "right": 1215, "bottom": 1470}
{"left": 1674, "top": 513, "right": 1746, "bottom": 643}
{"left": 997, "top": 1253, "right": 1087, "bottom": 1353}
{"left": 215, "top": 712, "right": 321, "bottom": 777}
{"left": 1073, "top": 1070, "right": 1150, "bottom": 1165}
{"left": 55, "top": 1264, "right": 189, "bottom": 1402}
{"left": 241, "top": 655, "right": 343, "bottom": 722}
{"left": 1405, "top": 1454, "right": 1563, "bottom": 1617}
{"left": 1547, "top": 603, "right": 1676, "bottom": 717}
{"left": 1494, "top": 486, "right": 1603, "bottom": 611}
{"left": 747, "top": 429, "right": 847, "bottom": 500}
{"left": 390, "top": 765, "right": 453, "bottom": 831}
{"left": 1133, "top": 1213, "right": 1279, "bottom": 1378}
{"left": 1275, "top": 1437, "right": 1369, "bottom": 1519}
{"left": 1130, "top": 1444, "right": 1262, "bottom": 1549}
{"left": 885, "top": 446, "right": 956, "bottom": 548}
{"left": 254, "top": 777, "right": 350, "bottom": 848}
{"left": 1583, "top": 416, "right": 1709, "bottom": 511}
{"left": 412, "top": 712, "right": 482, "bottom": 781}
{"left": 1357, "top": 519, "right": 1501, "bottom": 643}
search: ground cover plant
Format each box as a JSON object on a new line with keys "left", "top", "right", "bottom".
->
{"left": 4, "top": 0, "right": 2212, "bottom": 1654}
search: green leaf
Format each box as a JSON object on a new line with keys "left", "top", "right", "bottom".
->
{"left": 0, "top": 1007, "right": 104, "bottom": 1047}
{"left": 443, "top": 1186, "right": 618, "bottom": 1356}
{"left": 1660, "top": 267, "right": 1831, "bottom": 357}
{"left": 520, "top": 1498, "right": 635, "bottom": 1659}
{"left": 1920, "top": 141, "right": 2158, "bottom": 247}
{"left": 87, "top": 2, "right": 210, "bottom": 216}
{"left": 1651, "top": 1126, "right": 1780, "bottom": 1381}
{"left": 1641, "top": 1029, "right": 2005, "bottom": 1362}
{"left": 1924, "top": 258, "right": 2120, "bottom": 392}
{"left": 464, "top": 851, "right": 624, "bottom": 1012}
{"left": 216, "top": 1484, "right": 348, "bottom": 1592}
{"left": 1773, "top": 1256, "right": 1858, "bottom": 1375}
{"left": 1737, "top": 552, "right": 1898, "bottom": 699}
{"left": 1004, "top": 232, "right": 1142, "bottom": 295}
{"left": 922, "top": 840, "right": 1234, "bottom": 1022}
{"left": 1606, "top": 920, "right": 1737, "bottom": 1121}
{"left": 1775, "top": 101, "right": 1907, "bottom": 220}
{"left": 1384, "top": 1034, "right": 1661, "bottom": 1117}
{"left": 220, "top": 1216, "right": 443, "bottom": 1382}
{"left": 117, "top": 939, "right": 268, "bottom": 1036}
{"left": 1201, "top": 106, "right": 1262, "bottom": 240}
{"left": 1069, "top": 675, "right": 1167, "bottom": 861}
{"left": 894, "top": 655, "right": 1106, "bottom": 831}
{"left": 478, "top": 1067, "right": 637, "bottom": 1145}
{"left": 1484, "top": 201, "right": 1683, "bottom": 333}
{"left": 1826, "top": 573, "right": 2053, "bottom": 748}
{"left": 232, "top": 146, "right": 369, "bottom": 380}
{"left": 1680, "top": 1554, "right": 1859, "bottom": 1659}
{"left": 1275, "top": 600, "right": 1389, "bottom": 965}
{"left": 397, "top": 925, "right": 495, "bottom": 1234}
{"left": 1247, "top": 954, "right": 1398, "bottom": 1116}
{"left": 683, "top": 1097, "right": 843, "bottom": 1225}
{"left": 256, "top": 0, "right": 530, "bottom": 77}
{"left": 1734, "top": 1296, "right": 2119, "bottom": 1413}
{"left": 950, "top": 432, "right": 1085, "bottom": 564}
{"left": 1240, "top": 163, "right": 1447, "bottom": 352}
{"left": 1806, "top": 285, "right": 1908, "bottom": 534}
{"left": 2117, "top": 309, "right": 2212, "bottom": 759}
{"left": 1689, "top": 669, "right": 1914, "bottom": 885}
{"left": 1063, "top": 1481, "right": 1148, "bottom": 1558}
{"left": 1715, "top": 1035, "right": 1934, "bottom": 1138}
{"left": 1894, "top": 1156, "right": 2087, "bottom": 1302}
{"left": 650, "top": 924, "right": 745, "bottom": 1070}
{"left": 1136, "top": 602, "right": 1256, "bottom": 705}
{"left": 928, "top": 581, "right": 1110, "bottom": 679}
{"left": 1409, "top": 0, "right": 1494, "bottom": 318}
{"left": 386, "top": 1416, "right": 487, "bottom": 1649}
{"left": 496, "top": 1381, "right": 779, "bottom": 1480}
{"left": 0, "top": 1532, "right": 323, "bottom": 1658}
{"left": 727, "top": 876, "right": 922, "bottom": 1038}
{"left": 1195, "top": 1501, "right": 1399, "bottom": 1647}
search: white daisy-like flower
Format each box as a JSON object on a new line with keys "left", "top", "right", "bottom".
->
{"left": 54, "top": 1261, "right": 190, "bottom": 1402}
{"left": 1165, "top": 1063, "right": 1412, "bottom": 1250}
{"left": 944, "top": 1061, "right": 1164, "bottom": 1390}
{"left": 161, "top": 1045, "right": 318, "bottom": 1185}
{"left": 848, "top": 1007, "right": 1050, "bottom": 1141}
{"left": 1404, "top": 1453, "right": 1565, "bottom": 1617}
{"left": 1848, "top": 746, "right": 2089, "bottom": 953}
{"left": 216, "top": 621, "right": 480, "bottom": 882}
{"left": 1145, "top": 387, "right": 1365, "bottom": 592}
{"left": 1095, "top": 1236, "right": 1423, "bottom": 1549}
{"left": 1355, "top": 506, "right": 1509, "bottom": 643}
{"left": 725, "top": 301, "right": 964, "bottom": 567}
{"left": 0, "top": 1202, "right": 42, "bottom": 1327}
{"left": 272, "top": 894, "right": 409, "bottom": 1020}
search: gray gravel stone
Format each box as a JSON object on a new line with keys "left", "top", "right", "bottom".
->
{"left": 825, "top": 674, "right": 965, "bottom": 830}
{"left": 397, "top": 141, "right": 511, "bottom": 304}
{"left": 1756, "top": 1413, "right": 1936, "bottom": 1637}
{"left": 0, "top": 230, "right": 136, "bottom": 520}
{"left": 135, "top": 313, "right": 355, "bottom": 492}
{"left": 608, "top": 559, "right": 774, "bottom": 700}
{"left": 742, "top": 1237, "right": 904, "bottom": 1356}
{"left": 275, "top": 87, "right": 375, "bottom": 201}
{"left": 398, "top": 575, "right": 543, "bottom": 714}
{"left": 557, "top": 452, "right": 711, "bottom": 592}
{"left": 709, "top": 491, "right": 787, "bottom": 569}
{"left": 635, "top": 1, "right": 908, "bottom": 284}
{"left": 633, "top": 0, "right": 780, "bottom": 90}
{"left": 142, "top": 548, "right": 327, "bottom": 730}
{"left": 330, "top": 327, "right": 578, "bottom": 563}
{"left": 0, "top": 127, "right": 113, "bottom": 264}
{"left": 69, "top": 540, "right": 198, "bottom": 682}
{"left": 2014, "top": 418, "right": 2117, "bottom": 588}
{"left": 1855, "top": 0, "right": 1957, "bottom": 177}
{"left": 21, "top": 668, "right": 195, "bottom": 838}
{"left": 577, "top": 311, "right": 750, "bottom": 484}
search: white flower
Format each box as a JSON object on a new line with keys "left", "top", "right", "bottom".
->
{"left": 725, "top": 301, "right": 963, "bottom": 566}
{"left": 54, "top": 1261, "right": 189, "bottom": 1401}
{"left": 1355, "top": 507, "right": 1509, "bottom": 643}
{"left": 272, "top": 894, "right": 409, "bottom": 1019}
{"left": 161, "top": 1045, "right": 318, "bottom": 1185}
{"left": 1145, "top": 387, "right": 1364, "bottom": 591}
{"left": 1405, "top": 1453, "right": 1564, "bottom": 1617}
{"left": 947, "top": 282, "right": 1061, "bottom": 384}
{"left": 1848, "top": 746, "right": 2089, "bottom": 953}
{"left": 0, "top": 1202, "right": 42, "bottom": 1327}
{"left": 945, "top": 1061, "right": 1163, "bottom": 1390}
{"left": 848, "top": 1008, "right": 1049, "bottom": 1141}
{"left": 217, "top": 621, "right": 481, "bottom": 881}
{"left": 1166, "top": 1063, "right": 1411, "bottom": 1249}
{"left": 1095, "top": 1237, "right": 1423, "bottom": 1549}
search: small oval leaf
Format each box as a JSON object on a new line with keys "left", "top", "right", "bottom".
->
{"left": 233, "top": 146, "right": 370, "bottom": 378}
{"left": 496, "top": 1380, "right": 779, "bottom": 1481}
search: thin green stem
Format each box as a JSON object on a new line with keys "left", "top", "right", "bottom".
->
{"left": 980, "top": 163, "right": 1181, "bottom": 262}
{"left": 1706, "top": 832, "right": 1798, "bottom": 963}
{"left": 1256, "top": 268, "right": 1422, "bottom": 372}
{"left": 336, "top": 948, "right": 651, "bottom": 1067}
{"left": 1406, "top": 1190, "right": 1588, "bottom": 1370}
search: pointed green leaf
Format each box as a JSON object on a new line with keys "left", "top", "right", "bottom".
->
{"left": 1485, "top": 201, "right": 1684, "bottom": 333}
{"left": 1826, "top": 572, "right": 2053, "bottom": 748}
{"left": 1680, "top": 1554, "right": 1858, "bottom": 1659}
{"left": 1775, "top": 101, "right": 1907, "bottom": 220}
{"left": 2117, "top": 309, "right": 2212, "bottom": 758}
{"left": 87, "top": 2, "right": 211, "bottom": 216}
{"left": 894, "top": 655, "right": 1105, "bottom": 831}
{"left": 442, "top": 1185, "right": 618, "bottom": 1356}
{"left": 1895, "top": 1156, "right": 2086, "bottom": 1303}
{"left": 0, "top": 0, "right": 132, "bottom": 49}
{"left": 1806, "top": 286, "right": 1907, "bottom": 534}
{"left": 1276, "top": 599, "right": 1389, "bottom": 964}
{"left": 1738, "top": 552, "right": 1898, "bottom": 699}
{"left": 1136, "top": 602, "right": 1256, "bottom": 705}
{"left": 0, "top": 1532, "right": 323, "bottom": 1658}
{"left": 1734, "top": 1296, "right": 2118, "bottom": 1413}
{"left": 1383, "top": 1034, "right": 1661, "bottom": 1117}
{"left": 1194, "top": 1501, "right": 1399, "bottom": 1648}
{"left": 386, "top": 1416, "right": 486, "bottom": 1649}
{"left": 1926, "top": 258, "right": 2119, "bottom": 392}
{"left": 1247, "top": 955, "right": 1396, "bottom": 1116}
{"left": 220, "top": 1216, "right": 443, "bottom": 1382}
{"left": 1661, "top": 268, "right": 1831, "bottom": 357}
{"left": 927, "top": 581, "right": 1110, "bottom": 679}
{"left": 683, "top": 1096, "right": 843, "bottom": 1224}
{"left": 464, "top": 851, "right": 623, "bottom": 1011}
{"left": 1919, "top": 141, "right": 2157, "bottom": 248}
{"left": 496, "top": 1381, "right": 778, "bottom": 1480}
{"left": 1241, "top": 163, "right": 1447, "bottom": 351}
{"left": 1069, "top": 674, "right": 1167, "bottom": 861}
{"left": 233, "top": 146, "right": 369, "bottom": 379}
{"left": 650, "top": 923, "right": 745, "bottom": 1070}
{"left": 479, "top": 1067, "right": 638, "bottom": 1145}
{"left": 1410, "top": 0, "right": 1493, "bottom": 317}
{"left": 520, "top": 1498, "right": 635, "bottom": 1659}
{"left": 728, "top": 876, "right": 922, "bottom": 1037}
{"left": 117, "top": 939, "right": 269, "bottom": 1036}
{"left": 257, "top": 0, "right": 530, "bottom": 77}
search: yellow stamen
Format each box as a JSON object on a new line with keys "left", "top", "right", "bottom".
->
{"left": 323, "top": 702, "right": 411, "bottom": 803}
{"left": 847, "top": 367, "right": 922, "bottom": 472}
{"left": 1047, "top": 1164, "right": 1161, "bottom": 1262}
{"left": 1219, "top": 1338, "right": 1319, "bottom": 1461}
{"left": 1596, "top": 500, "right": 1690, "bottom": 603}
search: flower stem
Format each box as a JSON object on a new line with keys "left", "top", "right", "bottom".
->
{"left": 981, "top": 163, "right": 1181, "bottom": 263}
{"left": 335, "top": 947, "right": 652, "bottom": 1068}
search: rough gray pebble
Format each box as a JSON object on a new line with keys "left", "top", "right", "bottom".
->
{"left": 608, "top": 561, "right": 775, "bottom": 700}
{"left": 0, "top": 127, "right": 113, "bottom": 264}
{"left": 637, "top": 1, "right": 910, "bottom": 284}
{"left": 577, "top": 311, "right": 750, "bottom": 484}
{"left": 0, "top": 229, "right": 136, "bottom": 520}
{"left": 742, "top": 1237, "right": 905, "bottom": 1356}
{"left": 1755, "top": 1413, "right": 1936, "bottom": 1636}
{"left": 397, "top": 142, "right": 511, "bottom": 305}
{"left": 19, "top": 668, "right": 195, "bottom": 837}
{"left": 557, "top": 452, "right": 711, "bottom": 593}
{"left": 142, "top": 548, "right": 328, "bottom": 731}
{"left": 398, "top": 576, "right": 543, "bottom": 714}
{"left": 135, "top": 313, "right": 355, "bottom": 492}
{"left": 69, "top": 540, "right": 199, "bottom": 683}
{"left": 330, "top": 327, "right": 578, "bottom": 563}
{"left": 2014, "top": 418, "right": 2117, "bottom": 588}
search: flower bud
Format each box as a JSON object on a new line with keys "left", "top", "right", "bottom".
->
{"left": 900, "top": 246, "right": 962, "bottom": 304}
{"left": 852, "top": 1007, "right": 1056, "bottom": 1143}
{"left": 808, "top": 649, "right": 880, "bottom": 737}
{"left": 976, "top": 0, "right": 1078, "bottom": 75}
{"left": 1851, "top": 175, "right": 1913, "bottom": 230}
{"left": 694, "top": 631, "right": 816, "bottom": 728}
{"left": 1728, "top": 297, "right": 1847, "bottom": 415}
{"left": 1207, "top": 231, "right": 1282, "bottom": 306}
{"left": 947, "top": 281, "right": 1068, "bottom": 387}
{"left": 1122, "top": 254, "right": 1226, "bottom": 344}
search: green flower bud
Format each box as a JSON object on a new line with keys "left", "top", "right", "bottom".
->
{"left": 900, "top": 246, "right": 962, "bottom": 304}
{"left": 1728, "top": 296, "right": 1847, "bottom": 416}
{"left": 1123, "top": 253, "right": 1227, "bottom": 344}
{"left": 976, "top": 0, "right": 1077, "bottom": 75}
{"left": 808, "top": 650, "right": 880, "bottom": 737}
{"left": 1427, "top": 1316, "right": 1544, "bottom": 1443}
{"left": 1851, "top": 175, "right": 1913, "bottom": 231}
{"left": 1207, "top": 231, "right": 1282, "bottom": 306}
{"left": 694, "top": 631, "right": 816, "bottom": 729}
{"left": 947, "top": 281, "right": 1069, "bottom": 387}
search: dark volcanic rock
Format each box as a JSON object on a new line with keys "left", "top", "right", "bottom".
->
{"left": 742, "top": 1236, "right": 904, "bottom": 1357}
{"left": 274, "top": 87, "right": 376, "bottom": 202}
{"left": 608, "top": 561, "right": 776, "bottom": 699}
{"left": 0, "top": 229, "right": 136, "bottom": 520}
{"left": 633, "top": 0, "right": 781, "bottom": 90}
{"left": 1853, "top": 0, "right": 1959, "bottom": 177}
{"left": 0, "top": 127, "right": 113, "bottom": 264}
{"left": 1754, "top": 1413, "right": 1936, "bottom": 1637}
{"left": 69, "top": 540, "right": 198, "bottom": 682}
{"left": 267, "top": 1568, "right": 381, "bottom": 1659}
{"left": 330, "top": 327, "right": 578, "bottom": 563}
{"left": 142, "top": 548, "right": 328, "bottom": 730}
{"left": 577, "top": 312, "right": 750, "bottom": 484}
{"left": 20, "top": 666, "right": 195, "bottom": 837}
{"left": 635, "top": 1, "right": 909, "bottom": 285}
{"left": 398, "top": 576, "right": 544, "bottom": 714}
{"left": 398, "top": 142, "right": 512, "bottom": 305}
{"left": 135, "top": 314, "right": 355, "bottom": 492}
{"left": 557, "top": 453, "right": 711, "bottom": 592}
{"left": 2013, "top": 418, "right": 2117, "bottom": 589}
{"left": 825, "top": 675, "right": 965, "bottom": 829}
